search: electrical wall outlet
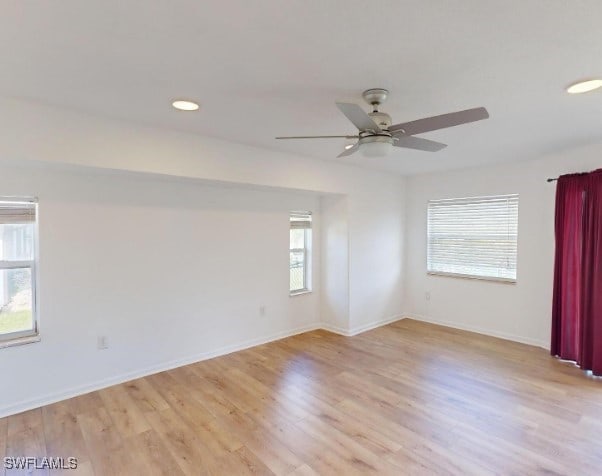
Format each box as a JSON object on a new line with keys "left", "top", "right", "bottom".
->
{"left": 425, "top": 291, "right": 431, "bottom": 301}
{"left": 259, "top": 305, "right": 266, "bottom": 316}
{"left": 97, "top": 336, "right": 109, "bottom": 350}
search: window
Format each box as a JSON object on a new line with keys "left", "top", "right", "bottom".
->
{"left": 427, "top": 194, "right": 518, "bottom": 282}
{"left": 290, "top": 212, "right": 312, "bottom": 294}
{"left": 0, "top": 198, "right": 38, "bottom": 346}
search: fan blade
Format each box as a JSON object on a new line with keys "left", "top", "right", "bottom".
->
{"left": 335, "top": 102, "right": 382, "bottom": 132}
{"left": 389, "top": 107, "right": 489, "bottom": 135}
{"left": 393, "top": 135, "right": 447, "bottom": 152}
{"left": 276, "top": 135, "right": 358, "bottom": 139}
{"left": 337, "top": 143, "right": 359, "bottom": 158}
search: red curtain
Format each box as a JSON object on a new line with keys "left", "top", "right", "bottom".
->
{"left": 551, "top": 169, "right": 602, "bottom": 375}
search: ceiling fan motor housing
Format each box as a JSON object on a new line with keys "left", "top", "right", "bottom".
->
{"left": 359, "top": 134, "right": 393, "bottom": 145}
{"left": 362, "top": 89, "right": 392, "bottom": 130}
{"left": 368, "top": 111, "right": 392, "bottom": 130}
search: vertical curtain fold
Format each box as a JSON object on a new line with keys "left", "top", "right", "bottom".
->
{"left": 580, "top": 170, "right": 602, "bottom": 375}
{"left": 552, "top": 169, "right": 602, "bottom": 375}
{"left": 551, "top": 175, "right": 585, "bottom": 361}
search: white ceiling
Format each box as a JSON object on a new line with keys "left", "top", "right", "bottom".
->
{"left": 1, "top": 0, "right": 601, "bottom": 175}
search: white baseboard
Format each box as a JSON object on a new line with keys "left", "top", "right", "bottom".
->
{"left": 404, "top": 313, "right": 549, "bottom": 350}
{"left": 319, "top": 323, "right": 351, "bottom": 335}
{"left": 321, "top": 314, "right": 405, "bottom": 336}
{"left": 348, "top": 314, "right": 406, "bottom": 336}
{"left": 0, "top": 322, "right": 322, "bottom": 419}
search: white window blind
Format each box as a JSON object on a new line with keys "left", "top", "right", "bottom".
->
{"left": 290, "top": 213, "right": 312, "bottom": 230}
{"left": 427, "top": 194, "right": 519, "bottom": 282}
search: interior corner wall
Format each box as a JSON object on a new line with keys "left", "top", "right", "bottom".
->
{"left": 319, "top": 181, "right": 407, "bottom": 336}
{"left": 347, "top": 181, "right": 406, "bottom": 333}
{"left": 404, "top": 142, "right": 602, "bottom": 349}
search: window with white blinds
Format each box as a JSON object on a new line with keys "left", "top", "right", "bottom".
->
{"left": 427, "top": 194, "right": 519, "bottom": 282}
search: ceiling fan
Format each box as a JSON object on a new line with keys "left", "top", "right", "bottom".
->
{"left": 276, "top": 88, "right": 489, "bottom": 157}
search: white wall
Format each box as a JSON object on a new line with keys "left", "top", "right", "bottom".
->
{"left": 347, "top": 187, "right": 406, "bottom": 331}
{"left": 0, "top": 164, "right": 322, "bottom": 416}
{"left": 0, "top": 97, "right": 406, "bottom": 335}
{"left": 405, "top": 143, "right": 602, "bottom": 349}
{"left": 319, "top": 195, "right": 349, "bottom": 332}
{"left": 0, "top": 98, "right": 407, "bottom": 416}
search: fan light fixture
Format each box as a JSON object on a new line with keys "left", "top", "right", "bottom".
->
{"left": 275, "top": 88, "right": 489, "bottom": 158}
{"left": 172, "top": 100, "right": 199, "bottom": 111}
{"left": 360, "top": 139, "right": 393, "bottom": 157}
{"left": 361, "top": 142, "right": 391, "bottom": 157}
{"left": 566, "top": 79, "right": 602, "bottom": 94}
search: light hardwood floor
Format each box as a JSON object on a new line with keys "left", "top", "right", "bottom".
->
{"left": 1, "top": 319, "right": 601, "bottom": 475}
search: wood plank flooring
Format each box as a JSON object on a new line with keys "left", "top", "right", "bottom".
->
{"left": 1, "top": 319, "right": 601, "bottom": 475}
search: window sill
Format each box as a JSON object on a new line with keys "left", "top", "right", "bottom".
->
{"left": 427, "top": 271, "right": 516, "bottom": 284}
{"left": 0, "top": 334, "right": 41, "bottom": 349}
{"left": 290, "top": 289, "right": 312, "bottom": 297}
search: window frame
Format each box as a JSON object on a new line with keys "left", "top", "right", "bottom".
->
{"left": 289, "top": 212, "right": 312, "bottom": 296}
{"left": 0, "top": 197, "right": 40, "bottom": 348}
{"left": 426, "top": 194, "right": 519, "bottom": 284}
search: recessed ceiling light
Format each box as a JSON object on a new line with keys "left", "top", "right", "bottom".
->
{"left": 566, "top": 79, "right": 602, "bottom": 94}
{"left": 344, "top": 144, "right": 354, "bottom": 150}
{"left": 172, "top": 100, "right": 199, "bottom": 111}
